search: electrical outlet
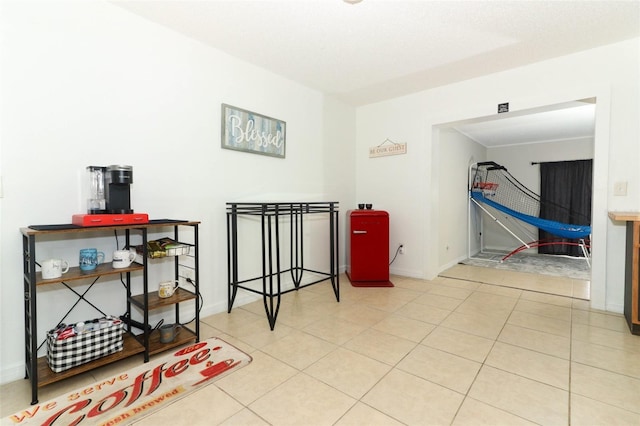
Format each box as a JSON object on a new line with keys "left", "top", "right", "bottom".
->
{"left": 399, "top": 244, "right": 405, "bottom": 255}
{"left": 180, "top": 266, "right": 196, "bottom": 284}
{"left": 614, "top": 181, "right": 628, "bottom": 196}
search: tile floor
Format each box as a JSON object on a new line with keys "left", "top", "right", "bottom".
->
{"left": 2, "top": 266, "right": 639, "bottom": 425}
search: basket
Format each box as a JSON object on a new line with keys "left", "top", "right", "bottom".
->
{"left": 136, "top": 238, "right": 191, "bottom": 259}
{"left": 46, "top": 320, "right": 124, "bottom": 373}
{"left": 473, "top": 182, "right": 499, "bottom": 196}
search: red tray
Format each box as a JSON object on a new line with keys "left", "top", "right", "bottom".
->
{"left": 72, "top": 213, "right": 149, "bottom": 227}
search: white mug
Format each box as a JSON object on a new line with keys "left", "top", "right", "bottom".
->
{"left": 112, "top": 250, "right": 137, "bottom": 269}
{"left": 41, "top": 259, "right": 70, "bottom": 280}
{"left": 158, "top": 280, "right": 179, "bottom": 298}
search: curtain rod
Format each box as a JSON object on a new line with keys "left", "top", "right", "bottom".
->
{"left": 531, "top": 159, "right": 592, "bottom": 166}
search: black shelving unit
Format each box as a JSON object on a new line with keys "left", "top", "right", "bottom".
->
{"left": 20, "top": 220, "right": 200, "bottom": 404}
{"left": 226, "top": 202, "right": 339, "bottom": 329}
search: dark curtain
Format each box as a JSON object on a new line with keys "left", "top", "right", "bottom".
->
{"left": 538, "top": 159, "right": 592, "bottom": 256}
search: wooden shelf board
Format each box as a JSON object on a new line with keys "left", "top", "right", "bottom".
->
{"left": 36, "top": 333, "right": 145, "bottom": 387}
{"left": 130, "top": 288, "right": 197, "bottom": 311}
{"left": 609, "top": 211, "right": 640, "bottom": 222}
{"left": 35, "top": 263, "right": 144, "bottom": 287}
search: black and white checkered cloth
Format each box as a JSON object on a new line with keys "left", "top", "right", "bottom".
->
{"left": 46, "top": 321, "right": 124, "bottom": 373}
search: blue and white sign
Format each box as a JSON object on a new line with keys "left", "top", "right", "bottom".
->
{"left": 221, "top": 104, "right": 286, "bottom": 158}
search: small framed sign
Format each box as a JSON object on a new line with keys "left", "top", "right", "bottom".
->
{"left": 498, "top": 103, "right": 509, "bottom": 113}
{"left": 221, "top": 104, "right": 286, "bottom": 158}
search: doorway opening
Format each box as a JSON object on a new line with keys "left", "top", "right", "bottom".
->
{"left": 436, "top": 99, "right": 595, "bottom": 299}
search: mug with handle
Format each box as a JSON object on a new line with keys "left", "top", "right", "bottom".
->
{"left": 41, "top": 259, "right": 70, "bottom": 279}
{"left": 79, "top": 248, "right": 105, "bottom": 273}
{"left": 158, "top": 280, "right": 180, "bottom": 298}
{"left": 112, "top": 249, "right": 137, "bottom": 269}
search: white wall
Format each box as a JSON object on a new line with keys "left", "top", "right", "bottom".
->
{"left": 356, "top": 38, "right": 639, "bottom": 315}
{"left": 437, "top": 128, "right": 486, "bottom": 269}
{"left": 354, "top": 95, "right": 428, "bottom": 278}
{"left": 0, "top": 1, "right": 355, "bottom": 383}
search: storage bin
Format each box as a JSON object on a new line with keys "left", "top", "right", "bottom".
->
{"left": 46, "top": 320, "right": 123, "bottom": 373}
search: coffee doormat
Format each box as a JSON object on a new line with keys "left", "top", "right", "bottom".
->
{"left": 3, "top": 338, "right": 252, "bottom": 426}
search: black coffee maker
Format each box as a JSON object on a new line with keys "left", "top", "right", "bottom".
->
{"left": 87, "top": 165, "right": 134, "bottom": 214}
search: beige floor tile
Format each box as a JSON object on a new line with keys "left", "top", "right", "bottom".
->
{"left": 572, "top": 298, "right": 592, "bottom": 311}
{"left": 362, "top": 369, "right": 464, "bottom": 425}
{"left": 422, "top": 326, "right": 494, "bottom": 363}
{"left": 225, "top": 318, "right": 296, "bottom": 350}
{"left": 572, "top": 323, "right": 640, "bottom": 354}
{"left": 571, "top": 362, "right": 640, "bottom": 414}
{"left": 507, "top": 310, "right": 571, "bottom": 337}
{"left": 302, "top": 316, "right": 368, "bottom": 345}
{"left": 503, "top": 274, "right": 574, "bottom": 297}
{"left": 304, "top": 347, "right": 391, "bottom": 399}
{"left": 475, "top": 283, "right": 523, "bottom": 298}
{"left": 202, "top": 308, "right": 264, "bottom": 335}
{"left": 463, "top": 289, "right": 520, "bottom": 309}
{"left": 412, "top": 292, "right": 463, "bottom": 310}
{"left": 209, "top": 331, "right": 259, "bottom": 356}
{"left": 468, "top": 365, "right": 568, "bottom": 425}
{"left": 274, "top": 301, "right": 330, "bottom": 329}
{"left": 519, "top": 290, "right": 573, "bottom": 307}
{"left": 249, "top": 373, "right": 355, "bottom": 426}
{"left": 485, "top": 342, "right": 569, "bottom": 389}
{"left": 235, "top": 298, "right": 271, "bottom": 316}
{"left": 333, "top": 303, "right": 390, "bottom": 327}
{"left": 394, "top": 301, "right": 453, "bottom": 325}
{"left": 498, "top": 324, "right": 570, "bottom": 359}
{"left": 572, "top": 279, "right": 590, "bottom": 299}
{"left": 514, "top": 299, "right": 572, "bottom": 322}
{"left": 259, "top": 330, "right": 336, "bottom": 370}
{"left": 429, "top": 284, "right": 474, "bottom": 300}
{"left": 436, "top": 264, "right": 477, "bottom": 281}
{"left": 572, "top": 339, "right": 640, "bottom": 378}
{"left": 371, "top": 314, "right": 435, "bottom": 342}
{"left": 334, "top": 401, "right": 404, "bottom": 425}
{"left": 397, "top": 345, "right": 482, "bottom": 393}
{"left": 452, "top": 397, "right": 537, "bottom": 425}
{"left": 358, "top": 293, "right": 412, "bottom": 313}
{"left": 571, "top": 309, "right": 629, "bottom": 333}
{"left": 454, "top": 291, "right": 517, "bottom": 320}
{"left": 441, "top": 311, "right": 507, "bottom": 340}
{"left": 219, "top": 408, "right": 270, "bottom": 425}
{"left": 570, "top": 393, "right": 640, "bottom": 426}
{"left": 391, "top": 276, "right": 435, "bottom": 293}
{"left": 343, "top": 328, "right": 417, "bottom": 365}
{"left": 438, "top": 277, "right": 481, "bottom": 290}
{"left": 132, "top": 384, "right": 244, "bottom": 425}
{"left": 215, "top": 350, "right": 298, "bottom": 405}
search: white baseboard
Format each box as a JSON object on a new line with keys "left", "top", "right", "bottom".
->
{"left": 389, "top": 267, "right": 423, "bottom": 279}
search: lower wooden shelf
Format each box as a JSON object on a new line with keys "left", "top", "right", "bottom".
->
{"left": 36, "top": 332, "right": 145, "bottom": 387}
{"left": 35, "top": 328, "right": 198, "bottom": 388}
{"left": 144, "top": 327, "right": 198, "bottom": 356}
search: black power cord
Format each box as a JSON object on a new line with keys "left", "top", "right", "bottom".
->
{"left": 389, "top": 244, "right": 402, "bottom": 265}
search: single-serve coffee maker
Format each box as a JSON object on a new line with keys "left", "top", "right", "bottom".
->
{"left": 87, "top": 165, "right": 134, "bottom": 214}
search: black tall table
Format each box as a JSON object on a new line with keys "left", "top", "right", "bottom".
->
{"left": 226, "top": 202, "right": 339, "bottom": 329}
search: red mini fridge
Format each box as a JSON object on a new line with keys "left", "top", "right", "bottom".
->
{"left": 346, "top": 209, "right": 393, "bottom": 287}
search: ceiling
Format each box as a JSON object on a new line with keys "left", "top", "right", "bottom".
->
{"left": 111, "top": 0, "right": 638, "bottom": 145}
{"left": 452, "top": 100, "right": 597, "bottom": 148}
